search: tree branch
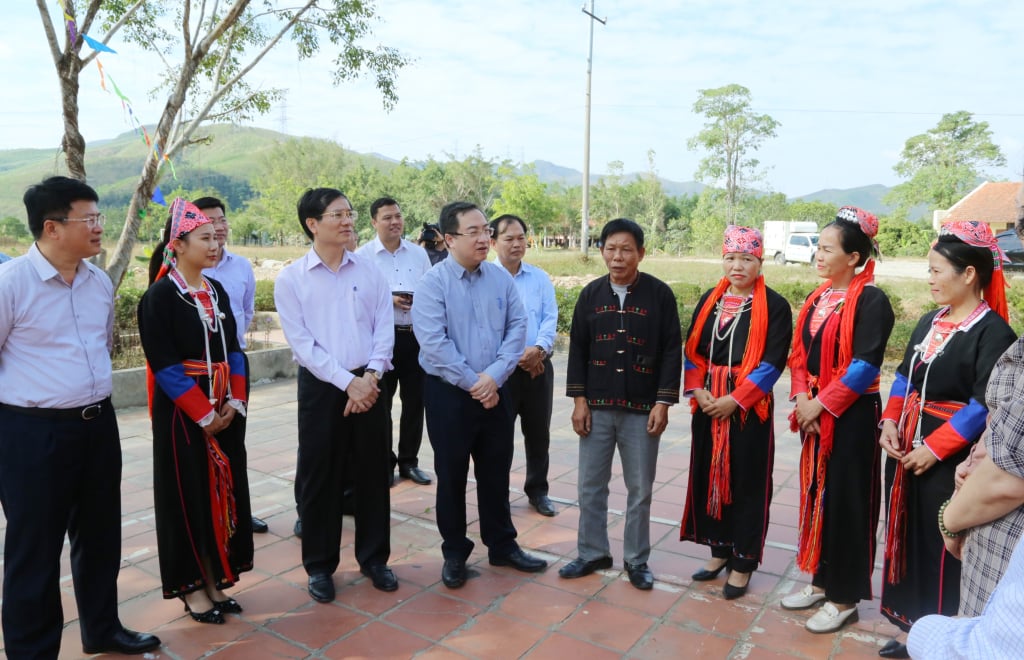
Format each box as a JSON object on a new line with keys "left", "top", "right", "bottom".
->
{"left": 82, "top": 0, "right": 147, "bottom": 67}
{"left": 79, "top": 0, "right": 102, "bottom": 37}
{"left": 35, "top": 0, "right": 63, "bottom": 65}
{"left": 164, "top": 0, "right": 313, "bottom": 160}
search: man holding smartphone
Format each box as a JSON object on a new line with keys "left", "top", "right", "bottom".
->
{"left": 357, "top": 197, "right": 434, "bottom": 485}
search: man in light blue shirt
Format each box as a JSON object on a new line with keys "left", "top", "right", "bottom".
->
{"left": 490, "top": 214, "right": 558, "bottom": 517}
{"left": 413, "top": 201, "right": 548, "bottom": 588}
{"left": 195, "top": 196, "right": 268, "bottom": 535}
{"left": 908, "top": 530, "right": 1024, "bottom": 658}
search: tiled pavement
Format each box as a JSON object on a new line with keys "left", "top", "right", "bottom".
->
{"left": 0, "top": 352, "right": 901, "bottom": 659}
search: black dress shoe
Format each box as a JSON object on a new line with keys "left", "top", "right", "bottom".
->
{"left": 558, "top": 556, "right": 613, "bottom": 579}
{"left": 83, "top": 627, "right": 162, "bottom": 655}
{"left": 489, "top": 548, "right": 548, "bottom": 573}
{"left": 212, "top": 597, "right": 243, "bottom": 613}
{"left": 878, "top": 640, "right": 909, "bottom": 658}
{"left": 293, "top": 518, "right": 302, "bottom": 538}
{"left": 624, "top": 562, "right": 654, "bottom": 590}
{"left": 691, "top": 560, "right": 728, "bottom": 581}
{"left": 442, "top": 559, "right": 467, "bottom": 588}
{"left": 251, "top": 516, "right": 269, "bottom": 534}
{"left": 308, "top": 573, "right": 335, "bottom": 603}
{"left": 400, "top": 465, "right": 432, "bottom": 485}
{"left": 529, "top": 495, "right": 557, "bottom": 517}
{"left": 362, "top": 564, "right": 399, "bottom": 592}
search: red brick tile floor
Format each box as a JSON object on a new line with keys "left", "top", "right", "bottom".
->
{"left": 0, "top": 353, "right": 901, "bottom": 659}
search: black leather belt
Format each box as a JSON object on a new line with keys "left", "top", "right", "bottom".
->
{"left": 0, "top": 397, "right": 110, "bottom": 421}
{"left": 395, "top": 324, "right": 414, "bottom": 332}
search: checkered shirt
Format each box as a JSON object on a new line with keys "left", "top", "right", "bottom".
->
{"left": 959, "top": 335, "right": 1024, "bottom": 616}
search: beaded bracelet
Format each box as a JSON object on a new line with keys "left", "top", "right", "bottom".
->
{"left": 938, "top": 498, "right": 962, "bottom": 539}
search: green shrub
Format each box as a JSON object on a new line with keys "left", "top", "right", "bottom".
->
{"left": 768, "top": 280, "right": 816, "bottom": 313}
{"left": 254, "top": 279, "right": 276, "bottom": 312}
{"left": 114, "top": 287, "right": 145, "bottom": 332}
{"left": 555, "top": 286, "right": 582, "bottom": 335}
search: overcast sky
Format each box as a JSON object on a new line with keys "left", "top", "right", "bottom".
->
{"left": 3, "top": 1, "right": 1022, "bottom": 197}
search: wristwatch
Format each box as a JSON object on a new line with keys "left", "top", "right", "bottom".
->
{"left": 535, "top": 345, "right": 549, "bottom": 358}
{"left": 365, "top": 368, "right": 380, "bottom": 382}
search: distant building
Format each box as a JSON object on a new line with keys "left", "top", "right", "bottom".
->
{"left": 933, "top": 181, "right": 1022, "bottom": 231}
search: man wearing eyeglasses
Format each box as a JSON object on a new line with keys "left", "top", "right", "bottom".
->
{"left": 194, "top": 196, "right": 269, "bottom": 535}
{"left": 356, "top": 197, "right": 433, "bottom": 487}
{"left": 275, "top": 188, "right": 397, "bottom": 602}
{"left": 0, "top": 176, "right": 161, "bottom": 656}
{"left": 413, "top": 201, "right": 548, "bottom": 589}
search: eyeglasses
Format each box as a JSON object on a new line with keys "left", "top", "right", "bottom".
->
{"left": 447, "top": 226, "right": 491, "bottom": 239}
{"left": 320, "top": 210, "right": 358, "bottom": 222}
{"left": 50, "top": 214, "right": 106, "bottom": 228}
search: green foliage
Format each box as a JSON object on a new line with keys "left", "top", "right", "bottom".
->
{"left": 491, "top": 168, "right": 561, "bottom": 233}
{"left": 768, "top": 280, "right": 817, "bottom": 312}
{"left": 876, "top": 217, "right": 935, "bottom": 257}
{"left": 0, "top": 216, "right": 29, "bottom": 240}
{"left": 687, "top": 189, "right": 729, "bottom": 252}
{"left": 787, "top": 200, "right": 837, "bottom": 228}
{"left": 554, "top": 286, "right": 583, "bottom": 335}
{"left": 884, "top": 111, "right": 1006, "bottom": 214}
{"left": 254, "top": 280, "right": 276, "bottom": 312}
{"left": 687, "top": 84, "right": 780, "bottom": 222}
{"left": 114, "top": 287, "right": 145, "bottom": 329}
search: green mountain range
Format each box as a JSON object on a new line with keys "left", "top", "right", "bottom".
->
{"left": 0, "top": 124, "right": 897, "bottom": 222}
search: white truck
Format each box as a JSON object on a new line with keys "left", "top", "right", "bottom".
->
{"left": 763, "top": 220, "right": 819, "bottom": 265}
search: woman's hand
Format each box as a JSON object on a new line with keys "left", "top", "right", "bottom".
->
{"left": 704, "top": 395, "right": 739, "bottom": 420}
{"left": 205, "top": 404, "right": 237, "bottom": 435}
{"left": 794, "top": 395, "right": 824, "bottom": 432}
{"left": 901, "top": 445, "right": 939, "bottom": 476}
{"left": 879, "top": 420, "right": 903, "bottom": 460}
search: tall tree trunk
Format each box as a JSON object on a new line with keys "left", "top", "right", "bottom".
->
{"left": 58, "top": 53, "right": 86, "bottom": 180}
{"left": 105, "top": 65, "right": 196, "bottom": 287}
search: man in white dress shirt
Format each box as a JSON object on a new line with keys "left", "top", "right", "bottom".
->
{"left": 357, "top": 197, "right": 433, "bottom": 486}
{"left": 274, "top": 187, "right": 397, "bottom": 602}
{"left": 0, "top": 176, "right": 160, "bottom": 657}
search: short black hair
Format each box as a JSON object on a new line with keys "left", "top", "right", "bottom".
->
{"left": 490, "top": 214, "right": 528, "bottom": 237}
{"left": 370, "top": 197, "right": 400, "bottom": 220}
{"left": 598, "top": 218, "right": 644, "bottom": 249}
{"left": 192, "top": 196, "right": 225, "bottom": 215}
{"left": 296, "top": 188, "right": 348, "bottom": 240}
{"left": 419, "top": 223, "right": 441, "bottom": 242}
{"left": 438, "top": 201, "right": 481, "bottom": 236}
{"left": 23, "top": 176, "right": 99, "bottom": 239}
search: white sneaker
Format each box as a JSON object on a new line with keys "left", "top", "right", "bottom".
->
{"left": 780, "top": 584, "right": 826, "bottom": 610}
{"left": 805, "top": 602, "right": 858, "bottom": 633}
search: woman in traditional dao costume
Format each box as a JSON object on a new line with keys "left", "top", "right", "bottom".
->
{"left": 681, "top": 225, "right": 792, "bottom": 600}
{"left": 780, "top": 206, "right": 894, "bottom": 633}
{"left": 876, "top": 220, "right": 1015, "bottom": 658}
{"left": 138, "top": 198, "right": 253, "bottom": 624}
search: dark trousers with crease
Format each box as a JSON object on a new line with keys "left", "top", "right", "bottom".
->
{"left": 296, "top": 368, "right": 391, "bottom": 575}
{"left": 0, "top": 405, "right": 122, "bottom": 658}
{"left": 383, "top": 328, "right": 425, "bottom": 470}
{"left": 424, "top": 375, "right": 519, "bottom": 561}
{"left": 504, "top": 359, "right": 554, "bottom": 499}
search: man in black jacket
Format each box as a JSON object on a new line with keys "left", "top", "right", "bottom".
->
{"left": 559, "top": 218, "right": 682, "bottom": 590}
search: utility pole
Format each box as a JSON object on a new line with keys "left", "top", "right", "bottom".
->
{"left": 581, "top": 1, "right": 606, "bottom": 257}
